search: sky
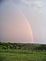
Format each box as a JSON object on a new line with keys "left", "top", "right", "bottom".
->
{"left": 0, "top": 0, "right": 46, "bottom": 44}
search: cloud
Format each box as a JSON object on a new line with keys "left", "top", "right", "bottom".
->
{"left": 21, "top": 0, "right": 43, "bottom": 8}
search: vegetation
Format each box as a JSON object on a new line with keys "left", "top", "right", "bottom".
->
{"left": 0, "top": 42, "right": 46, "bottom": 61}
{"left": 0, "top": 42, "right": 46, "bottom": 50}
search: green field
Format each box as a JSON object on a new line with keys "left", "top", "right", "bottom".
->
{"left": 0, "top": 50, "right": 46, "bottom": 61}
{"left": 0, "top": 42, "right": 46, "bottom": 61}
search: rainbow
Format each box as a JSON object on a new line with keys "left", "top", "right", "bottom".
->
{"left": 18, "top": 8, "right": 34, "bottom": 42}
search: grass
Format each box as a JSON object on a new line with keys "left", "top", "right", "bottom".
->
{"left": 0, "top": 49, "right": 46, "bottom": 61}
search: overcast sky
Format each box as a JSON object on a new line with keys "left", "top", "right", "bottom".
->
{"left": 0, "top": 0, "right": 46, "bottom": 44}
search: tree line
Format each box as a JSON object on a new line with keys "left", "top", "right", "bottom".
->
{"left": 0, "top": 42, "right": 46, "bottom": 51}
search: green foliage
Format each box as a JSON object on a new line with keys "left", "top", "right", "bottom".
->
{"left": 0, "top": 50, "right": 46, "bottom": 61}
{"left": 0, "top": 42, "right": 46, "bottom": 61}
{"left": 0, "top": 42, "right": 46, "bottom": 51}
